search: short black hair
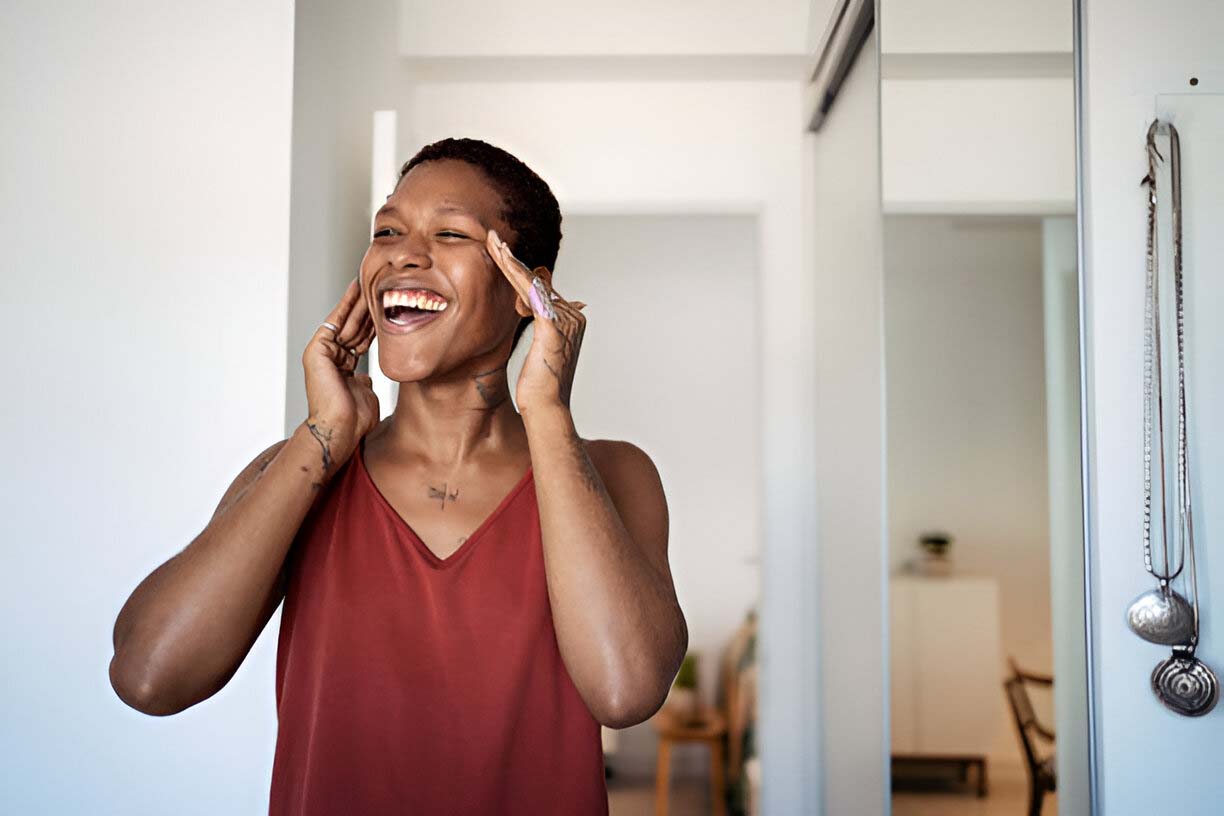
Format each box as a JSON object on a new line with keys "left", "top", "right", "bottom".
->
{"left": 397, "top": 137, "right": 562, "bottom": 355}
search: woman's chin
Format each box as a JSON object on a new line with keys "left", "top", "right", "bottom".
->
{"left": 374, "top": 354, "right": 436, "bottom": 384}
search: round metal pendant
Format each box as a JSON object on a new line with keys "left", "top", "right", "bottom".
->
{"left": 1127, "top": 587, "right": 1196, "bottom": 645}
{"left": 1151, "top": 654, "right": 1220, "bottom": 717}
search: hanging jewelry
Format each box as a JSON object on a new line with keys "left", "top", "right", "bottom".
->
{"left": 1126, "top": 119, "right": 1194, "bottom": 647}
{"left": 1126, "top": 119, "right": 1218, "bottom": 717}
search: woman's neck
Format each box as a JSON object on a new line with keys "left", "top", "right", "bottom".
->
{"left": 378, "top": 366, "right": 529, "bottom": 468}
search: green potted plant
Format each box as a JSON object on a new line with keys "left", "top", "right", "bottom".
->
{"left": 666, "top": 651, "right": 701, "bottom": 724}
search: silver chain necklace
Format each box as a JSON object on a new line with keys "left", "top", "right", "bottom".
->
{"left": 1125, "top": 118, "right": 1218, "bottom": 717}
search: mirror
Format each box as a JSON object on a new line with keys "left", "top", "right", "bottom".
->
{"left": 878, "top": 2, "right": 1088, "bottom": 815}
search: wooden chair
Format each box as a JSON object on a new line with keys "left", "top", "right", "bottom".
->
{"left": 651, "top": 704, "right": 728, "bottom": 816}
{"left": 1003, "top": 657, "right": 1057, "bottom": 816}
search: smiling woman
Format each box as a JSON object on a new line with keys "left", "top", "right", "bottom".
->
{"left": 107, "top": 137, "right": 686, "bottom": 816}
{"left": 361, "top": 139, "right": 564, "bottom": 374}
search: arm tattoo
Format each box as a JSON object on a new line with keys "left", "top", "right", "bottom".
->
{"left": 305, "top": 420, "right": 334, "bottom": 476}
{"left": 566, "top": 428, "right": 603, "bottom": 494}
{"left": 301, "top": 465, "right": 324, "bottom": 491}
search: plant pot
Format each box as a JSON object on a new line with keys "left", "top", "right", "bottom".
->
{"left": 666, "top": 686, "right": 700, "bottom": 724}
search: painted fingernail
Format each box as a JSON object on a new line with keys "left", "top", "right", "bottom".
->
{"left": 529, "top": 277, "right": 556, "bottom": 319}
{"left": 527, "top": 284, "right": 546, "bottom": 316}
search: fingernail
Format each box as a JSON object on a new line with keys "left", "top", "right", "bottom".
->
{"left": 529, "top": 277, "right": 556, "bottom": 319}
{"left": 527, "top": 284, "right": 544, "bottom": 315}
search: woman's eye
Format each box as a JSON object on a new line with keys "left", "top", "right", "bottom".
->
{"left": 372, "top": 228, "right": 466, "bottom": 239}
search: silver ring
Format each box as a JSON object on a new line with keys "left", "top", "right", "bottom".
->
{"left": 549, "top": 292, "right": 560, "bottom": 301}
{"left": 321, "top": 321, "right": 339, "bottom": 333}
{"left": 347, "top": 347, "right": 359, "bottom": 356}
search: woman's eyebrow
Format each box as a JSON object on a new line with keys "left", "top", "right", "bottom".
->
{"left": 436, "top": 205, "right": 478, "bottom": 217}
{"left": 374, "top": 204, "right": 477, "bottom": 219}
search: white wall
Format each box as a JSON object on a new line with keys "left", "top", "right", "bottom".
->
{"left": 808, "top": 28, "right": 887, "bottom": 816}
{"left": 881, "top": 0, "right": 1071, "bottom": 53}
{"left": 881, "top": 78, "right": 1076, "bottom": 213}
{"left": 400, "top": 0, "right": 811, "bottom": 57}
{"left": 1081, "top": 0, "right": 1224, "bottom": 811}
{"left": 284, "top": 0, "right": 404, "bottom": 432}
{"left": 550, "top": 214, "right": 762, "bottom": 778}
{"left": 883, "top": 214, "right": 1052, "bottom": 769}
{"left": 879, "top": 0, "right": 1076, "bottom": 215}
{"left": 1, "top": 1, "right": 294, "bottom": 813}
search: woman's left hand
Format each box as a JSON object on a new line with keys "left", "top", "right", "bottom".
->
{"left": 487, "top": 228, "right": 587, "bottom": 414}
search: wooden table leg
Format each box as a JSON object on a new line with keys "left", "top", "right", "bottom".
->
{"left": 710, "top": 738, "right": 727, "bottom": 816}
{"left": 655, "top": 738, "right": 672, "bottom": 816}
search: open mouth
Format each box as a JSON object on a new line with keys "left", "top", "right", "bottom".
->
{"left": 380, "top": 287, "right": 449, "bottom": 328}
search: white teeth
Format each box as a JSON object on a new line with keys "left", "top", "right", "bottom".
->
{"left": 382, "top": 289, "right": 447, "bottom": 313}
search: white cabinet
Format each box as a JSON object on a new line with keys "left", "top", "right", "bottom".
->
{"left": 890, "top": 575, "right": 1003, "bottom": 759}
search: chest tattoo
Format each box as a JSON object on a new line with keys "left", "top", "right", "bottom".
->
{"left": 427, "top": 482, "right": 459, "bottom": 510}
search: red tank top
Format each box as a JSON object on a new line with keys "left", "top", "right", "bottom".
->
{"left": 268, "top": 436, "right": 609, "bottom": 815}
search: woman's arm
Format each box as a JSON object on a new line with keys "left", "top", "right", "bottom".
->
{"left": 483, "top": 228, "right": 686, "bottom": 727}
{"left": 523, "top": 402, "right": 687, "bottom": 729}
{"left": 108, "top": 421, "right": 329, "bottom": 715}
{"left": 110, "top": 277, "right": 378, "bottom": 716}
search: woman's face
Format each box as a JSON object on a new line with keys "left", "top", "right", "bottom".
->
{"left": 360, "top": 159, "right": 529, "bottom": 383}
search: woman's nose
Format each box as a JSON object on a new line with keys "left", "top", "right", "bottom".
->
{"left": 388, "top": 234, "right": 431, "bottom": 268}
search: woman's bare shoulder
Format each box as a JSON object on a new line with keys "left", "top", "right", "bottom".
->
{"left": 581, "top": 438, "right": 662, "bottom": 486}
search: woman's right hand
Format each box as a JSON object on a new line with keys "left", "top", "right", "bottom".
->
{"left": 301, "top": 276, "right": 379, "bottom": 474}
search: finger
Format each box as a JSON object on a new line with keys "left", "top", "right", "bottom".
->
{"left": 356, "top": 324, "right": 377, "bottom": 354}
{"left": 315, "top": 277, "right": 362, "bottom": 342}
{"left": 486, "top": 229, "right": 531, "bottom": 301}
{"left": 552, "top": 298, "right": 585, "bottom": 322}
{"left": 335, "top": 281, "right": 370, "bottom": 346}
{"left": 349, "top": 322, "right": 376, "bottom": 356}
{"left": 336, "top": 323, "right": 376, "bottom": 373}
{"left": 314, "top": 337, "right": 348, "bottom": 370}
{"left": 340, "top": 310, "right": 372, "bottom": 351}
{"left": 487, "top": 230, "right": 567, "bottom": 322}
{"left": 530, "top": 276, "right": 562, "bottom": 321}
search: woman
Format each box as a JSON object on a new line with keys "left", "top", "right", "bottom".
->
{"left": 109, "top": 137, "right": 688, "bottom": 814}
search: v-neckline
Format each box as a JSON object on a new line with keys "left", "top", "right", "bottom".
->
{"left": 356, "top": 436, "right": 534, "bottom": 569}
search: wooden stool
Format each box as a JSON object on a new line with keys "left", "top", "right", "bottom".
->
{"left": 651, "top": 705, "right": 728, "bottom": 816}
